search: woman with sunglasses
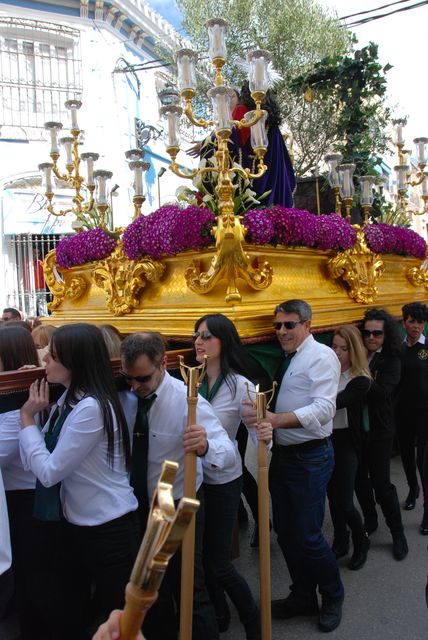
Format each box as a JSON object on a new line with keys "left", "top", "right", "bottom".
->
{"left": 193, "top": 314, "right": 272, "bottom": 640}
{"left": 0, "top": 324, "right": 45, "bottom": 639}
{"left": 327, "top": 325, "right": 371, "bottom": 570}
{"left": 18, "top": 323, "right": 139, "bottom": 638}
{"left": 356, "top": 308, "right": 408, "bottom": 560}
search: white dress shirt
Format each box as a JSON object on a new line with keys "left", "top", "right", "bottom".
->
{"left": 0, "top": 469, "right": 11, "bottom": 575}
{"left": 120, "top": 371, "right": 236, "bottom": 501}
{"left": 19, "top": 391, "right": 138, "bottom": 526}
{"left": 0, "top": 409, "right": 36, "bottom": 491}
{"left": 275, "top": 334, "right": 340, "bottom": 445}
{"left": 202, "top": 374, "right": 258, "bottom": 485}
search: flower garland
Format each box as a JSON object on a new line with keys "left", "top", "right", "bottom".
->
{"left": 56, "top": 227, "right": 118, "bottom": 269}
{"left": 55, "top": 206, "right": 427, "bottom": 268}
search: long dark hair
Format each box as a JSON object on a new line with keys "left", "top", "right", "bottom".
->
{"left": 239, "top": 83, "right": 282, "bottom": 128}
{"left": 194, "top": 314, "right": 256, "bottom": 397}
{"left": 51, "top": 324, "right": 131, "bottom": 469}
{"left": 363, "top": 308, "right": 403, "bottom": 357}
{"left": 0, "top": 324, "right": 39, "bottom": 371}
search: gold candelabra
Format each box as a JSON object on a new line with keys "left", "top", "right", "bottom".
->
{"left": 393, "top": 122, "right": 428, "bottom": 217}
{"left": 39, "top": 100, "right": 151, "bottom": 229}
{"left": 159, "top": 19, "right": 274, "bottom": 303}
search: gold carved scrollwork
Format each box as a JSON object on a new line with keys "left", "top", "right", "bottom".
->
{"left": 328, "top": 227, "right": 385, "bottom": 304}
{"left": 44, "top": 250, "right": 87, "bottom": 309}
{"left": 93, "top": 242, "right": 165, "bottom": 316}
{"left": 184, "top": 215, "right": 273, "bottom": 303}
{"left": 407, "top": 260, "right": 428, "bottom": 289}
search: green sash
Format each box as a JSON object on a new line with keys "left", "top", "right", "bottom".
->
{"left": 199, "top": 374, "right": 224, "bottom": 402}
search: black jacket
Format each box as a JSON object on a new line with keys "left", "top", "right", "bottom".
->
{"left": 367, "top": 352, "right": 401, "bottom": 441}
{"left": 336, "top": 375, "right": 371, "bottom": 455}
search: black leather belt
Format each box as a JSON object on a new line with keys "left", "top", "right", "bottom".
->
{"left": 275, "top": 437, "right": 330, "bottom": 454}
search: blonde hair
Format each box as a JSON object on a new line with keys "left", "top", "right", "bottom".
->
{"left": 32, "top": 324, "right": 56, "bottom": 349}
{"left": 98, "top": 324, "right": 123, "bottom": 358}
{"left": 333, "top": 325, "right": 371, "bottom": 379}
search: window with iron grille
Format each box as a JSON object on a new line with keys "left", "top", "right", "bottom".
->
{"left": 0, "top": 17, "right": 82, "bottom": 140}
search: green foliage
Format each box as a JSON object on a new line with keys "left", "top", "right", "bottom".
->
{"left": 291, "top": 43, "right": 392, "bottom": 176}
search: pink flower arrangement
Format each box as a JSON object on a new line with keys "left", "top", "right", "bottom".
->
{"left": 122, "top": 205, "right": 216, "bottom": 261}
{"left": 364, "top": 223, "right": 427, "bottom": 259}
{"left": 56, "top": 227, "right": 117, "bottom": 269}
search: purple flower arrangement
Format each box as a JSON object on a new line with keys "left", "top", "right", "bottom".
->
{"left": 56, "top": 227, "right": 117, "bottom": 269}
{"left": 244, "top": 206, "right": 357, "bottom": 252}
{"left": 122, "top": 205, "right": 216, "bottom": 261}
{"left": 55, "top": 206, "right": 427, "bottom": 269}
{"left": 364, "top": 223, "right": 427, "bottom": 259}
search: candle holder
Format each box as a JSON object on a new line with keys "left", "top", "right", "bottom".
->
{"left": 159, "top": 19, "right": 274, "bottom": 303}
{"left": 325, "top": 153, "right": 343, "bottom": 215}
{"left": 39, "top": 101, "right": 153, "bottom": 229}
{"left": 359, "top": 175, "right": 376, "bottom": 225}
{"left": 393, "top": 123, "right": 428, "bottom": 216}
{"left": 338, "top": 163, "right": 355, "bottom": 221}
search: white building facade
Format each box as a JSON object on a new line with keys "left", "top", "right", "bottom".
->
{"left": 0, "top": 0, "right": 191, "bottom": 315}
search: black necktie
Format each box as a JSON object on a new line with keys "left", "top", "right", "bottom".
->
{"left": 130, "top": 394, "right": 156, "bottom": 511}
{"left": 271, "top": 351, "right": 296, "bottom": 412}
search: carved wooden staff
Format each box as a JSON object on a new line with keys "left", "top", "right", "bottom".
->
{"left": 247, "top": 383, "right": 276, "bottom": 640}
{"left": 120, "top": 461, "right": 199, "bottom": 640}
{"left": 178, "top": 356, "right": 207, "bottom": 640}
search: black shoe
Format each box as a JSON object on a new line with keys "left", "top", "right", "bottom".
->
{"left": 331, "top": 531, "right": 350, "bottom": 559}
{"left": 271, "top": 593, "right": 319, "bottom": 619}
{"left": 364, "top": 515, "right": 378, "bottom": 536}
{"left": 392, "top": 532, "right": 409, "bottom": 560}
{"left": 318, "top": 596, "right": 343, "bottom": 633}
{"left": 217, "top": 611, "right": 231, "bottom": 633}
{"left": 403, "top": 485, "right": 420, "bottom": 510}
{"left": 348, "top": 534, "right": 370, "bottom": 570}
{"left": 420, "top": 520, "right": 428, "bottom": 535}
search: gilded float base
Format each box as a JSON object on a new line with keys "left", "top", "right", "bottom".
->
{"left": 45, "top": 245, "right": 428, "bottom": 337}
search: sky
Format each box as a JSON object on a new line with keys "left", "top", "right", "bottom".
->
{"left": 149, "top": 0, "right": 428, "bottom": 152}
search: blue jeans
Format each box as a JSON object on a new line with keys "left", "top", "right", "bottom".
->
{"left": 269, "top": 440, "right": 344, "bottom": 601}
{"left": 203, "top": 478, "right": 260, "bottom": 633}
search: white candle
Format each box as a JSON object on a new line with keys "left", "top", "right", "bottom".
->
{"left": 180, "top": 55, "right": 191, "bottom": 87}
{"left": 50, "top": 128, "right": 59, "bottom": 154}
{"left": 134, "top": 164, "right": 143, "bottom": 196}
{"left": 422, "top": 174, "right": 428, "bottom": 196}
{"left": 254, "top": 58, "right": 265, "bottom": 86}
{"left": 362, "top": 179, "right": 371, "bottom": 200}
{"left": 167, "top": 113, "right": 177, "bottom": 146}
{"left": 45, "top": 166, "right": 53, "bottom": 193}
{"left": 395, "top": 123, "right": 404, "bottom": 145}
{"left": 216, "top": 94, "right": 227, "bottom": 127}
{"left": 342, "top": 170, "right": 350, "bottom": 196}
{"left": 212, "top": 25, "right": 222, "bottom": 55}
{"left": 86, "top": 157, "right": 94, "bottom": 186}
{"left": 70, "top": 107, "right": 79, "bottom": 130}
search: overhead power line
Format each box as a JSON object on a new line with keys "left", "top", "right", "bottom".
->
{"left": 340, "top": 0, "right": 416, "bottom": 20}
{"left": 340, "top": 0, "right": 428, "bottom": 27}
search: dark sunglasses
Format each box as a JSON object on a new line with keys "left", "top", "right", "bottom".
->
{"left": 273, "top": 321, "right": 304, "bottom": 331}
{"left": 361, "top": 329, "right": 384, "bottom": 338}
{"left": 119, "top": 369, "right": 157, "bottom": 384}
{"left": 192, "top": 330, "right": 213, "bottom": 341}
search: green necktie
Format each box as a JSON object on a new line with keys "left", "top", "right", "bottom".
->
{"left": 33, "top": 403, "right": 73, "bottom": 521}
{"left": 130, "top": 394, "right": 157, "bottom": 510}
{"left": 271, "top": 351, "right": 296, "bottom": 412}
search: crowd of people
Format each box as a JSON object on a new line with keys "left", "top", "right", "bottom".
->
{"left": 0, "top": 298, "right": 427, "bottom": 639}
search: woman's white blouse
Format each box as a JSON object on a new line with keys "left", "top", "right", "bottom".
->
{"left": 203, "top": 374, "right": 264, "bottom": 485}
{"left": 0, "top": 409, "right": 36, "bottom": 491}
{"left": 19, "top": 391, "right": 137, "bottom": 525}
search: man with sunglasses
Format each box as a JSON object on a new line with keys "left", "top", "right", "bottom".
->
{"left": 356, "top": 308, "right": 408, "bottom": 560}
{"left": 119, "top": 331, "right": 236, "bottom": 640}
{"left": 244, "top": 299, "right": 344, "bottom": 633}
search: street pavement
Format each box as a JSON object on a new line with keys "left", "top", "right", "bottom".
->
{"left": 1, "top": 453, "right": 427, "bottom": 639}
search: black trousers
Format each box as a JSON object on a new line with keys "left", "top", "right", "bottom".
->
{"left": 355, "top": 436, "right": 404, "bottom": 535}
{"left": 327, "top": 430, "right": 365, "bottom": 545}
{"left": 236, "top": 423, "right": 259, "bottom": 523}
{"left": 141, "top": 486, "right": 219, "bottom": 640}
{"left": 5, "top": 490, "right": 46, "bottom": 640}
{"left": 396, "top": 408, "right": 428, "bottom": 502}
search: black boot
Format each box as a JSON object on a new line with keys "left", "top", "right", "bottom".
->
{"left": 403, "top": 484, "right": 420, "bottom": 510}
{"left": 331, "top": 530, "right": 350, "bottom": 559}
{"left": 348, "top": 533, "right": 370, "bottom": 570}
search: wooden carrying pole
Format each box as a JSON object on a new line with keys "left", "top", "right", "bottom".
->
{"left": 255, "top": 389, "right": 272, "bottom": 640}
{"left": 119, "top": 461, "right": 199, "bottom": 640}
{"left": 178, "top": 358, "right": 206, "bottom": 640}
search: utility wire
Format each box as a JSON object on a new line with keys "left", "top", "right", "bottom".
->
{"left": 341, "top": 0, "right": 428, "bottom": 27}
{"left": 340, "top": 0, "right": 416, "bottom": 20}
